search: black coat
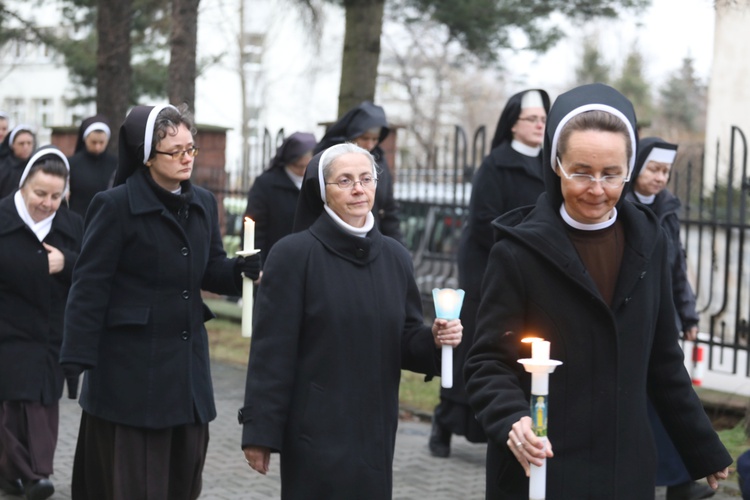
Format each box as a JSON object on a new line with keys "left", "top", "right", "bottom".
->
{"left": 625, "top": 189, "right": 699, "bottom": 332}
{"left": 243, "top": 166, "right": 300, "bottom": 266}
{"left": 240, "top": 212, "right": 439, "bottom": 500}
{"left": 449, "top": 142, "right": 544, "bottom": 405}
{"left": 464, "top": 196, "right": 731, "bottom": 499}
{"left": 458, "top": 142, "right": 545, "bottom": 301}
{"left": 0, "top": 154, "right": 26, "bottom": 199}
{"left": 67, "top": 149, "right": 117, "bottom": 218}
{"left": 0, "top": 198, "right": 82, "bottom": 405}
{"left": 61, "top": 169, "right": 240, "bottom": 429}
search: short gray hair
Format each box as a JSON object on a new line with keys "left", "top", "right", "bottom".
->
{"left": 320, "top": 142, "right": 378, "bottom": 181}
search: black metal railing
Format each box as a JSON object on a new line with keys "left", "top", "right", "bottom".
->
{"left": 210, "top": 123, "right": 750, "bottom": 380}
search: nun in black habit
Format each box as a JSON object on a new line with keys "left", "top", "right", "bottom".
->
{"left": 626, "top": 138, "right": 712, "bottom": 500}
{"left": 314, "top": 101, "right": 403, "bottom": 242}
{"left": 244, "top": 131, "right": 316, "bottom": 268}
{"left": 0, "top": 112, "right": 9, "bottom": 143}
{"left": 67, "top": 114, "right": 118, "bottom": 218}
{"left": 464, "top": 84, "right": 730, "bottom": 499}
{"left": 0, "top": 124, "right": 36, "bottom": 199}
{"left": 0, "top": 146, "right": 82, "bottom": 500}
{"left": 60, "top": 104, "right": 259, "bottom": 500}
{"left": 431, "top": 89, "right": 551, "bottom": 457}
{"left": 239, "top": 143, "right": 462, "bottom": 499}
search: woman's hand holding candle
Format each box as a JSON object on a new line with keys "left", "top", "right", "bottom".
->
{"left": 431, "top": 318, "right": 463, "bottom": 348}
{"left": 507, "top": 416, "right": 555, "bottom": 476}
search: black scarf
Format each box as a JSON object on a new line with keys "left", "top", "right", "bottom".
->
{"left": 141, "top": 168, "right": 194, "bottom": 227}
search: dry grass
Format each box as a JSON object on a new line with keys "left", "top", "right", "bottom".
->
{"left": 206, "top": 318, "right": 250, "bottom": 367}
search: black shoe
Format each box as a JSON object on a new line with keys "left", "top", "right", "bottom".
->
{"left": 666, "top": 481, "right": 716, "bottom": 500}
{"left": 0, "top": 476, "right": 24, "bottom": 496}
{"left": 22, "top": 479, "right": 54, "bottom": 500}
{"left": 428, "top": 416, "right": 451, "bottom": 458}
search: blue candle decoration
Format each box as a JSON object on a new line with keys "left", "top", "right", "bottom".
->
{"left": 432, "top": 288, "right": 465, "bottom": 320}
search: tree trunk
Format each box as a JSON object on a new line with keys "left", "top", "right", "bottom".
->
{"left": 168, "top": 0, "right": 200, "bottom": 115}
{"left": 97, "top": 0, "right": 133, "bottom": 152}
{"left": 337, "top": 0, "right": 385, "bottom": 116}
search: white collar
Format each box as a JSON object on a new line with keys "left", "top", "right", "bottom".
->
{"left": 285, "top": 167, "right": 304, "bottom": 190}
{"left": 560, "top": 203, "right": 617, "bottom": 231}
{"left": 323, "top": 205, "right": 374, "bottom": 237}
{"left": 635, "top": 192, "right": 655, "bottom": 205}
{"left": 511, "top": 140, "right": 541, "bottom": 157}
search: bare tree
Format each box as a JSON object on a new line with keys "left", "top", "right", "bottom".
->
{"left": 168, "top": 0, "right": 200, "bottom": 113}
{"left": 380, "top": 19, "right": 505, "bottom": 171}
{"left": 338, "top": 0, "right": 386, "bottom": 115}
{"left": 97, "top": 0, "right": 134, "bottom": 151}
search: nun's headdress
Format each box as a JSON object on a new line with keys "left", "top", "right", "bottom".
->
{"left": 75, "top": 114, "right": 112, "bottom": 153}
{"left": 631, "top": 137, "right": 678, "bottom": 183}
{"left": 267, "top": 132, "right": 317, "bottom": 171}
{"left": 490, "top": 89, "right": 551, "bottom": 150}
{"left": 314, "top": 101, "right": 389, "bottom": 155}
{"left": 113, "top": 104, "right": 177, "bottom": 186}
{"left": 293, "top": 143, "right": 376, "bottom": 232}
{"left": 0, "top": 124, "right": 35, "bottom": 158}
{"left": 19, "top": 145, "right": 71, "bottom": 196}
{"left": 542, "top": 83, "right": 638, "bottom": 209}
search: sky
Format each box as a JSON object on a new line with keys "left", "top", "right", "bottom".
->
{"left": 503, "top": 0, "right": 716, "bottom": 97}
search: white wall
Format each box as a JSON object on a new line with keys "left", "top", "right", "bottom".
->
{"left": 704, "top": 2, "right": 750, "bottom": 188}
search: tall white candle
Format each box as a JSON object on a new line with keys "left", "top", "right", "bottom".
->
{"left": 240, "top": 217, "right": 256, "bottom": 338}
{"left": 241, "top": 277, "right": 254, "bottom": 338}
{"left": 519, "top": 339, "right": 562, "bottom": 500}
{"left": 432, "top": 288, "right": 464, "bottom": 389}
{"left": 244, "top": 217, "right": 255, "bottom": 251}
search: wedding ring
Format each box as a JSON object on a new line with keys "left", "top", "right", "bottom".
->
{"left": 515, "top": 441, "right": 523, "bottom": 448}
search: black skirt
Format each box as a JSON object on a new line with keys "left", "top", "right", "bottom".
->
{"left": 0, "top": 401, "right": 59, "bottom": 481}
{"left": 71, "top": 411, "right": 209, "bottom": 500}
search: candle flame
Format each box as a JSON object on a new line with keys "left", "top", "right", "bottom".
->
{"left": 436, "top": 289, "right": 459, "bottom": 309}
{"left": 245, "top": 216, "right": 253, "bottom": 223}
{"left": 522, "top": 337, "right": 544, "bottom": 344}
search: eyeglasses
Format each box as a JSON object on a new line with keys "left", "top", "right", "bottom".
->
{"left": 155, "top": 147, "right": 200, "bottom": 160}
{"left": 325, "top": 176, "right": 377, "bottom": 190}
{"left": 517, "top": 115, "right": 546, "bottom": 125}
{"left": 556, "top": 157, "right": 628, "bottom": 188}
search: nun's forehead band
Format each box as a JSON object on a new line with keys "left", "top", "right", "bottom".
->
{"left": 550, "top": 103, "right": 636, "bottom": 181}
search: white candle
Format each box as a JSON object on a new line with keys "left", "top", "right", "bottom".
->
{"left": 432, "top": 288, "right": 464, "bottom": 390}
{"left": 244, "top": 217, "right": 255, "bottom": 251}
{"left": 240, "top": 217, "right": 256, "bottom": 338}
{"left": 241, "top": 277, "right": 253, "bottom": 338}
{"left": 532, "top": 340, "right": 550, "bottom": 362}
{"left": 441, "top": 345, "right": 453, "bottom": 388}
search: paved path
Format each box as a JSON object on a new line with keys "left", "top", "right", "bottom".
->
{"left": 2, "top": 360, "right": 742, "bottom": 499}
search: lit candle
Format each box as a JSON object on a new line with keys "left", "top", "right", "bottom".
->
{"left": 239, "top": 217, "right": 257, "bottom": 338}
{"left": 432, "top": 288, "right": 465, "bottom": 389}
{"left": 518, "top": 338, "right": 562, "bottom": 500}
{"left": 244, "top": 217, "right": 255, "bottom": 251}
{"left": 532, "top": 340, "right": 550, "bottom": 362}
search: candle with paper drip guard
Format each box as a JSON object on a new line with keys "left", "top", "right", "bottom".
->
{"left": 236, "top": 217, "right": 259, "bottom": 338}
{"left": 432, "top": 288, "right": 465, "bottom": 389}
{"left": 518, "top": 338, "right": 562, "bottom": 500}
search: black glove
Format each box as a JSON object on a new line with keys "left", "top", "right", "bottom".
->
{"left": 62, "top": 363, "right": 86, "bottom": 399}
{"left": 236, "top": 253, "right": 261, "bottom": 281}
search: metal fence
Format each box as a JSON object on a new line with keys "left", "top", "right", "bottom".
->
{"left": 208, "top": 124, "right": 750, "bottom": 380}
